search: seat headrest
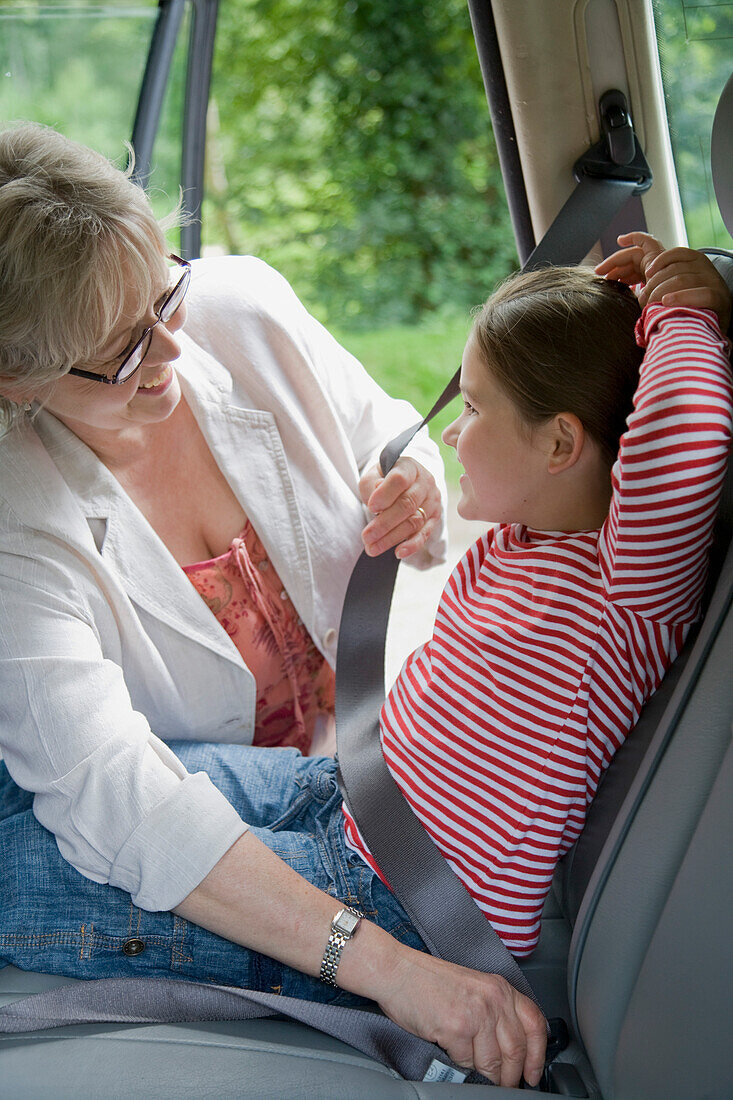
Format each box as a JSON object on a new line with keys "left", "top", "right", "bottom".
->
{"left": 704, "top": 251, "right": 733, "bottom": 300}
{"left": 712, "top": 71, "right": 733, "bottom": 237}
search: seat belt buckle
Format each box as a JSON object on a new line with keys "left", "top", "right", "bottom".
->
{"left": 533, "top": 1017, "right": 569, "bottom": 1091}
{"left": 531, "top": 1018, "right": 579, "bottom": 1095}
{"left": 573, "top": 88, "right": 653, "bottom": 194}
{"left": 545, "top": 1016, "right": 570, "bottom": 1063}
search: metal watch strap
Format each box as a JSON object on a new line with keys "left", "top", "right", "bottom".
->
{"left": 320, "top": 907, "right": 362, "bottom": 987}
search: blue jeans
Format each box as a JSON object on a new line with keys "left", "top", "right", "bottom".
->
{"left": 0, "top": 744, "right": 425, "bottom": 1006}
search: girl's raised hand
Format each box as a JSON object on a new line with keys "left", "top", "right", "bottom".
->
{"left": 597, "top": 231, "right": 731, "bottom": 333}
{"left": 595, "top": 230, "right": 664, "bottom": 286}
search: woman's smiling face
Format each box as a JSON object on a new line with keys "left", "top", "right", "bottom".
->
{"left": 43, "top": 259, "right": 187, "bottom": 441}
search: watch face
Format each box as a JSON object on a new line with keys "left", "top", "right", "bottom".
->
{"left": 336, "top": 908, "right": 361, "bottom": 936}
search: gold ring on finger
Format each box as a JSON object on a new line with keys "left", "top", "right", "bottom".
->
{"left": 416, "top": 506, "right": 427, "bottom": 523}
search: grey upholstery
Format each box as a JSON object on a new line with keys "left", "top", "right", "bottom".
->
{"left": 571, "top": 551, "right": 733, "bottom": 1099}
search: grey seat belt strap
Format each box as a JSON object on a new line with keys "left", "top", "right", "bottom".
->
{"left": 336, "top": 412, "right": 540, "bottom": 1000}
{"left": 522, "top": 176, "right": 640, "bottom": 270}
{"left": 0, "top": 976, "right": 459, "bottom": 1082}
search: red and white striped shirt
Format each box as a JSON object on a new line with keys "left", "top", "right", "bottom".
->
{"left": 343, "top": 304, "right": 733, "bottom": 956}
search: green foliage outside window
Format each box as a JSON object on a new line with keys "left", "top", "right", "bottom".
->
{"left": 206, "top": 0, "right": 516, "bottom": 331}
{"left": 4, "top": 1, "right": 729, "bottom": 482}
{"left": 0, "top": 1, "right": 188, "bottom": 242}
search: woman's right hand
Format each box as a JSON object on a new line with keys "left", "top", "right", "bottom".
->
{"left": 375, "top": 944, "right": 547, "bottom": 1087}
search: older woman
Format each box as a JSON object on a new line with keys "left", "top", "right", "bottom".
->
{"left": 0, "top": 121, "right": 446, "bottom": 893}
{"left": 0, "top": 124, "right": 547, "bottom": 1088}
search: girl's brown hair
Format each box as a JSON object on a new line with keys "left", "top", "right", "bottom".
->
{"left": 473, "top": 266, "right": 643, "bottom": 465}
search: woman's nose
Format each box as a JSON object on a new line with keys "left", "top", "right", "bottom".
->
{"left": 146, "top": 304, "right": 186, "bottom": 367}
{"left": 146, "top": 325, "right": 181, "bottom": 368}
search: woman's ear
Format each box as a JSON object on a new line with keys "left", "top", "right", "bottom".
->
{"left": 547, "top": 413, "right": 585, "bottom": 474}
{"left": 0, "top": 375, "right": 39, "bottom": 406}
{"left": 0, "top": 380, "right": 21, "bottom": 403}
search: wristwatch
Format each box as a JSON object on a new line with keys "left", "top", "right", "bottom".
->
{"left": 319, "top": 906, "right": 363, "bottom": 986}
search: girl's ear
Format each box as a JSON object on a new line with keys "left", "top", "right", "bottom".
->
{"left": 547, "top": 413, "right": 585, "bottom": 474}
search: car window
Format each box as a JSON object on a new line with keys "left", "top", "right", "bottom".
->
{"left": 0, "top": 0, "right": 189, "bottom": 234}
{"left": 0, "top": 2, "right": 155, "bottom": 157}
{"left": 205, "top": 0, "right": 515, "bottom": 488}
{"left": 653, "top": 0, "right": 733, "bottom": 248}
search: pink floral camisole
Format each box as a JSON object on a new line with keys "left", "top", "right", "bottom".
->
{"left": 183, "top": 521, "right": 335, "bottom": 754}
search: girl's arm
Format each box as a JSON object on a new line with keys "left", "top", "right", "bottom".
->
{"left": 595, "top": 235, "right": 733, "bottom": 620}
{"left": 175, "top": 830, "right": 548, "bottom": 1088}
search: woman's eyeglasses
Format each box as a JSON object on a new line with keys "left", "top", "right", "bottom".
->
{"left": 67, "top": 255, "right": 191, "bottom": 386}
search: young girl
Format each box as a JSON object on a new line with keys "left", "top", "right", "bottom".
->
{"left": 347, "top": 231, "right": 733, "bottom": 957}
{"left": 2, "top": 233, "right": 730, "bottom": 1088}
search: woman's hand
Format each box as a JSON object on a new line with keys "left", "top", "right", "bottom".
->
{"left": 596, "top": 231, "right": 731, "bottom": 333}
{"left": 179, "top": 832, "right": 546, "bottom": 1087}
{"left": 360, "top": 457, "right": 442, "bottom": 559}
{"left": 376, "top": 947, "right": 547, "bottom": 1088}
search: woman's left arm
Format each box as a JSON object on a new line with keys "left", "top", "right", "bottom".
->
{"left": 176, "top": 829, "right": 547, "bottom": 1087}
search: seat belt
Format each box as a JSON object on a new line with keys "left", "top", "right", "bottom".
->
{"left": 0, "top": 92, "right": 650, "bottom": 1083}
{"left": 0, "top": 976, "right": 468, "bottom": 1083}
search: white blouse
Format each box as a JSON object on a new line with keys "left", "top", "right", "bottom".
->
{"left": 0, "top": 256, "right": 448, "bottom": 912}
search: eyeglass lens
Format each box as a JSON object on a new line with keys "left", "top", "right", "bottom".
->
{"left": 116, "top": 266, "right": 190, "bottom": 383}
{"left": 160, "top": 268, "right": 190, "bottom": 322}
{"left": 117, "top": 333, "right": 152, "bottom": 383}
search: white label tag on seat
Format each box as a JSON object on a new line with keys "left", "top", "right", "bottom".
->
{"left": 423, "top": 1058, "right": 468, "bottom": 1083}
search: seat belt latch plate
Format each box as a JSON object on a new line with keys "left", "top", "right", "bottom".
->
{"left": 574, "top": 89, "right": 653, "bottom": 194}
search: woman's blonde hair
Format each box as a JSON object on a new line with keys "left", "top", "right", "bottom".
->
{"left": 473, "top": 266, "right": 643, "bottom": 466}
{"left": 0, "top": 122, "right": 178, "bottom": 433}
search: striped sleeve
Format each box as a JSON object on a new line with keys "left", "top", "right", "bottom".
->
{"left": 599, "top": 304, "right": 732, "bottom": 620}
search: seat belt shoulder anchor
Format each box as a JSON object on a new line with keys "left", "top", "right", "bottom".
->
{"left": 573, "top": 88, "right": 652, "bottom": 194}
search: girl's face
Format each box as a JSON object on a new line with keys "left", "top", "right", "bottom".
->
{"left": 42, "top": 267, "right": 186, "bottom": 443}
{"left": 442, "top": 335, "right": 551, "bottom": 525}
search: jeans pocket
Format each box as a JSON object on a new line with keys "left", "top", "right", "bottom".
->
{"left": 320, "top": 809, "right": 428, "bottom": 953}
{"left": 314, "top": 795, "right": 377, "bottom": 918}
{"left": 266, "top": 784, "right": 314, "bottom": 832}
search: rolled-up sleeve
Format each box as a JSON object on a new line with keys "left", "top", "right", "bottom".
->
{"left": 0, "top": 543, "right": 248, "bottom": 912}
